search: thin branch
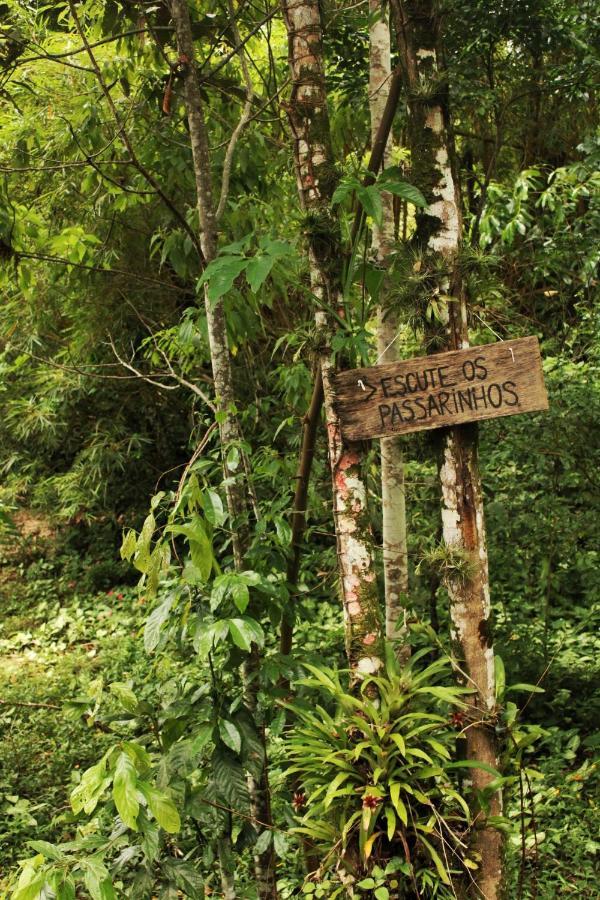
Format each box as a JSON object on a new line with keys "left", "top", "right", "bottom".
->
{"left": 108, "top": 337, "right": 216, "bottom": 411}
{"left": 215, "top": 0, "right": 256, "bottom": 221}
{"left": 17, "top": 251, "right": 189, "bottom": 292}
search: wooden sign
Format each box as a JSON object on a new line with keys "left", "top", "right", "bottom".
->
{"left": 333, "top": 336, "right": 548, "bottom": 441}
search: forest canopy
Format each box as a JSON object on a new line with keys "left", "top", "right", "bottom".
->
{"left": 0, "top": 1, "right": 598, "bottom": 898}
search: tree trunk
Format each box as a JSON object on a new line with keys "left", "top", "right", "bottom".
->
{"left": 369, "top": 0, "right": 409, "bottom": 656}
{"left": 280, "top": 0, "right": 385, "bottom": 677}
{"left": 169, "top": 3, "right": 277, "bottom": 896}
{"left": 392, "top": 2, "right": 503, "bottom": 896}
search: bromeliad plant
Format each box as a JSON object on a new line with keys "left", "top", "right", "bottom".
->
{"left": 285, "top": 646, "right": 493, "bottom": 897}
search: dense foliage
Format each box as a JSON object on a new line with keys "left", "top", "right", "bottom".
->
{"left": 0, "top": 0, "right": 598, "bottom": 898}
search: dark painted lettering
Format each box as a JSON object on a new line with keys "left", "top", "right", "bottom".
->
{"left": 502, "top": 380, "right": 519, "bottom": 406}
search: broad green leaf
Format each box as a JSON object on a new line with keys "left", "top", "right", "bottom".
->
{"left": 27, "top": 840, "right": 64, "bottom": 861}
{"left": 144, "top": 593, "right": 175, "bottom": 653}
{"left": 113, "top": 752, "right": 139, "bottom": 830}
{"left": 109, "top": 682, "right": 139, "bottom": 714}
{"left": 120, "top": 529, "right": 137, "bottom": 561}
{"left": 254, "top": 830, "right": 273, "bottom": 854}
{"left": 203, "top": 489, "right": 225, "bottom": 526}
{"left": 138, "top": 782, "right": 181, "bottom": 833}
{"left": 12, "top": 873, "right": 46, "bottom": 900}
{"left": 219, "top": 719, "right": 242, "bottom": 754}
{"left": 228, "top": 617, "right": 264, "bottom": 651}
{"left": 245, "top": 253, "right": 276, "bottom": 293}
{"left": 191, "top": 723, "right": 214, "bottom": 754}
{"left": 197, "top": 255, "right": 248, "bottom": 303}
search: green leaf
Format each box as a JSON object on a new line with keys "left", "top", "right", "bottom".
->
{"left": 446, "top": 760, "right": 502, "bottom": 778}
{"left": 113, "top": 752, "right": 139, "bottom": 830}
{"left": 385, "top": 805, "right": 396, "bottom": 842}
{"left": 191, "top": 723, "right": 214, "bottom": 754}
{"left": 12, "top": 873, "right": 46, "bottom": 900}
{"left": 232, "top": 580, "right": 250, "bottom": 614}
{"left": 109, "top": 682, "right": 139, "bottom": 714}
{"left": 27, "top": 840, "right": 64, "bottom": 861}
{"left": 505, "top": 683, "right": 545, "bottom": 695}
{"left": 120, "top": 529, "right": 137, "bottom": 561}
{"left": 203, "top": 489, "right": 225, "bottom": 526}
{"left": 357, "top": 185, "right": 383, "bottom": 225}
{"left": 331, "top": 178, "right": 361, "bottom": 206}
{"left": 55, "top": 876, "right": 76, "bottom": 900}
{"left": 81, "top": 858, "right": 114, "bottom": 900}
{"left": 245, "top": 253, "right": 276, "bottom": 293}
{"left": 70, "top": 756, "right": 112, "bottom": 815}
{"left": 138, "top": 782, "right": 181, "bottom": 833}
{"left": 495, "top": 655, "right": 506, "bottom": 700}
{"left": 255, "top": 830, "right": 273, "bottom": 854}
{"left": 163, "top": 860, "right": 204, "bottom": 899}
{"left": 144, "top": 594, "right": 175, "bottom": 653}
{"left": 197, "top": 255, "right": 248, "bottom": 303}
{"left": 219, "top": 719, "right": 242, "bottom": 754}
{"left": 374, "top": 888, "right": 389, "bottom": 900}
{"left": 377, "top": 169, "right": 427, "bottom": 207}
{"left": 418, "top": 835, "right": 451, "bottom": 885}
{"left": 389, "top": 784, "right": 408, "bottom": 826}
{"left": 228, "top": 617, "right": 264, "bottom": 651}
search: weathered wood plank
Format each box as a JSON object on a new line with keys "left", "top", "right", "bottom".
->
{"left": 333, "top": 336, "right": 548, "bottom": 441}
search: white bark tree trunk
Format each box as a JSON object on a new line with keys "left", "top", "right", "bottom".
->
{"left": 392, "top": 1, "right": 502, "bottom": 895}
{"left": 281, "top": 0, "right": 385, "bottom": 677}
{"left": 369, "top": 0, "right": 409, "bottom": 654}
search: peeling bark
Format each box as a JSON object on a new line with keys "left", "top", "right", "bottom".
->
{"left": 369, "top": 0, "right": 409, "bottom": 656}
{"left": 281, "top": 0, "right": 384, "bottom": 676}
{"left": 169, "top": 3, "right": 277, "bottom": 896}
{"left": 392, "top": 1, "right": 503, "bottom": 896}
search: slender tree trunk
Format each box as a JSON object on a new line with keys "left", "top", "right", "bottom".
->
{"left": 280, "top": 366, "right": 324, "bottom": 659}
{"left": 280, "top": 0, "right": 385, "bottom": 677}
{"left": 392, "top": 2, "right": 502, "bottom": 896}
{"left": 169, "top": 3, "right": 277, "bottom": 896}
{"left": 369, "top": 0, "right": 409, "bottom": 656}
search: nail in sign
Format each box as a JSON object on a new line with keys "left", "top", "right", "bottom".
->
{"left": 333, "top": 336, "right": 548, "bottom": 441}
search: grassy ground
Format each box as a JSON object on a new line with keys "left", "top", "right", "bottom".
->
{"left": 0, "top": 522, "right": 146, "bottom": 886}
{"left": 0, "top": 520, "right": 598, "bottom": 896}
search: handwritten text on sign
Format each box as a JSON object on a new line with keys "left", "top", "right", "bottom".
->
{"left": 333, "top": 337, "right": 548, "bottom": 441}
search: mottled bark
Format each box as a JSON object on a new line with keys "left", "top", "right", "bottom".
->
{"left": 369, "top": 0, "right": 409, "bottom": 655}
{"left": 169, "top": 3, "right": 277, "bottom": 896}
{"left": 392, "top": 1, "right": 502, "bottom": 896}
{"left": 281, "top": 0, "right": 384, "bottom": 676}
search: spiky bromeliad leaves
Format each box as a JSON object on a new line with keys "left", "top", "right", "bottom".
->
{"left": 284, "top": 646, "right": 498, "bottom": 897}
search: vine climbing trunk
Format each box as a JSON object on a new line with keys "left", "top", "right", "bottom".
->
{"left": 169, "top": 2, "right": 277, "bottom": 897}
{"left": 369, "top": 0, "right": 409, "bottom": 656}
{"left": 280, "top": 0, "right": 385, "bottom": 678}
{"left": 392, "top": 1, "right": 503, "bottom": 896}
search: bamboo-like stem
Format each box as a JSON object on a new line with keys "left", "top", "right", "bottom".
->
{"left": 280, "top": 366, "right": 324, "bottom": 658}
